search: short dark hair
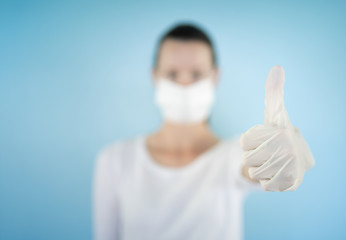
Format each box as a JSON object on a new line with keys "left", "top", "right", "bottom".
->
{"left": 153, "top": 22, "right": 218, "bottom": 69}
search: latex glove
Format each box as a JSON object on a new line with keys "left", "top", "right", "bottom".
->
{"left": 240, "top": 66, "right": 315, "bottom": 191}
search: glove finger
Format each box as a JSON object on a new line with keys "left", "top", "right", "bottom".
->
{"left": 259, "top": 156, "right": 296, "bottom": 192}
{"left": 247, "top": 147, "right": 286, "bottom": 180}
{"left": 242, "top": 130, "right": 281, "bottom": 167}
{"left": 240, "top": 124, "right": 280, "bottom": 151}
{"left": 264, "top": 65, "right": 292, "bottom": 128}
{"left": 282, "top": 176, "right": 304, "bottom": 191}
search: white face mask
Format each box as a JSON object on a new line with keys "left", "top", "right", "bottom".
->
{"left": 154, "top": 76, "right": 216, "bottom": 124}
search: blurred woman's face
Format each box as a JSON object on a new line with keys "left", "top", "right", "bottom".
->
{"left": 152, "top": 39, "right": 219, "bottom": 86}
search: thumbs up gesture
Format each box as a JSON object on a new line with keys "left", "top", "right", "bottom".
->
{"left": 240, "top": 66, "right": 315, "bottom": 191}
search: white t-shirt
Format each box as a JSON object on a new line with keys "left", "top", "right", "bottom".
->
{"left": 92, "top": 134, "right": 263, "bottom": 240}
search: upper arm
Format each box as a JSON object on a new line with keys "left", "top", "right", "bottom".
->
{"left": 92, "top": 148, "right": 121, "bottom": 240}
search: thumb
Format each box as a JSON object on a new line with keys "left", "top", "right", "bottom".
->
{"left": 264, "top": 65, "right": 292, "bottom": 128}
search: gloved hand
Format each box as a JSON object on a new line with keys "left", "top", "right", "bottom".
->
{"left": 240, "top": 65, "right": 315, "bottom": 191}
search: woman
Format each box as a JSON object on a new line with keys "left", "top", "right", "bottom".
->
{"left": 92, "top": 22, "right": 314, "bottom": 240}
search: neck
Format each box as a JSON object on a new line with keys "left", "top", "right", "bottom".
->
{"left": 152, "top": 120, "right": 219, "bottom": 150}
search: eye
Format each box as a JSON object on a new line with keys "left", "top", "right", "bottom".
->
{"left": 192, "top": 71, "right": 202, "bottom": 81}
{"left": 167, "top": 70, "right": 177, "bottom": 80}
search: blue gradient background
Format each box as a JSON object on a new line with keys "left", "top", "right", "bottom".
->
{"left": 1, "top": 0, "right": 345, "bottom": 239}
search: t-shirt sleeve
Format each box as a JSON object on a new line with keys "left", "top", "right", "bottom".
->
{"left": 92, "top": 145, "right": 122, "bottom": 240}
{"left": 228, "top": 134, "right": 264, "bottom": 193}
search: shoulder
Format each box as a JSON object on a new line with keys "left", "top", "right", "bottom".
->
{"left": 222, "top": 134, "right": 243, "bottom": 175}
{"left": 94, "top": 136, "right": 140, "bottom": 171}
{"left": 223, "top": 134, "right": 242, "bottom": 153}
